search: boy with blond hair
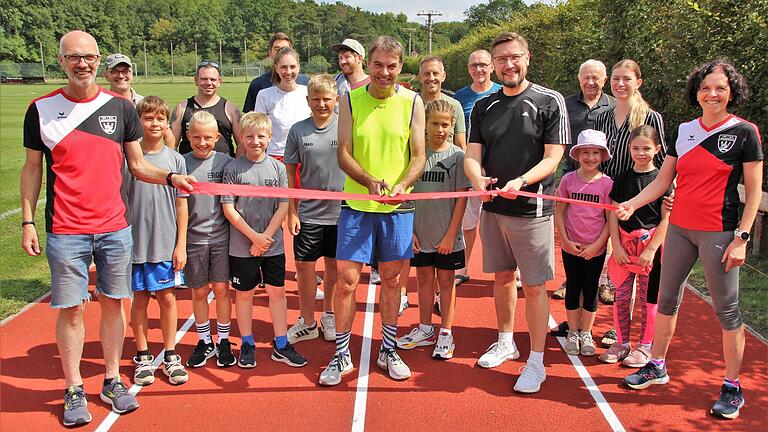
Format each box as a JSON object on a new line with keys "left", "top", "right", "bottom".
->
{"left": 183, "top": 111, "right": 236, "bottom": 368}
{"left": 129, "top": 96, "right": 189, "bottom": 386}
{"left": 284, "top": 74, "right": 345, "bottom": 344}
{"left": 222, "top": 112, "right": 307, "bottom": 368}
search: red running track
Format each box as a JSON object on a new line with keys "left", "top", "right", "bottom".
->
{"left": 1, "top": 235, "right": 766, "bottom": 431}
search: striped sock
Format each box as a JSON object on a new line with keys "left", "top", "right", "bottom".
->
{"left": 335, "top": 331, "right": 351, "bottom": 356}
{"left": 382, "top": 324, "right": 397, "bottom": 351}
{"left": 724, "top": 377, "right": 740, "bottom": 389}
{"left": 650, "top": 357, "right": 665, "bottom": 369}
{"left": 196, "top": 321, "right": 212, "bottom": 345}
{"left": 217, "top": 321, "right": 230, "bottom": 343}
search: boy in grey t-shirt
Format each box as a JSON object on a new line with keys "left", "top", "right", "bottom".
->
{"left": 128, "top": 96, "right": 190, "bottom": 386}
{"left": 284, "top": 75, "right": 345, "bottom": 345}
{"left": 396, "top": 100, "right": 470, "bottom": 361}
{"left": 182, "top": 111, "right": 236, "bottom": 369}
{"left": 221, "top": 112, "right": 307, "bottom": 369}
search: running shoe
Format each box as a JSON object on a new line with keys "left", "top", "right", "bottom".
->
{"left": 454, "top": 274, "right": 470, "bottom": 286}
{"left": 477, "top": 340, "right": 520, "bottom": 368}
{"left": 513, "top": 361, "right": 546, "bottom": 393}
{"left": 398, "top": 293, "right": 409, "bottom": 316}
{"left": 600, "top": 329, "right": 617, "bottom": 347}
{"left": 133, "top": 354, "right": 155, "bottom": 386}
{"left": 599, "top": 342, "right": 631, "bottom": 364}
{"left": 432, "top": 332, "right": 455, "bottom": 360}
{"left": 598, "top": 282, "right": 614, "bottom": 305}
{"left": 63, "top": 385, "right": 92, "bottom": 427}
{"left": 551, "top": 281, "right": 566, "bottom": 299}
{"left": 624, "top": 361, "right": 669, "bottom": 389}
{"left": 319, "top": 353, "right": 353, "bottom": 386}
{"left": 287, "top": 317, "right": 319, "bottom": 344}
{"left": 369, "top": 267, "right": 381, "bottom": 285}
{"left": 377, "top": 348, "right": 411, "bottom": 380}
{"left": 162, "top": 354, "right": 189, "bottom": 385}
{"left": 580, "top": 331, "right": 596, "bottom": 356}
{"left": 216, "top": 338, "right": 236, "bottom": 367}
{"left": 622, "top": 345, "right": 652, "bottom": 368}
{"left": 238, "top": 343, "right": 257, "bottom": 368}
{"left": 186, "top": 340, "right": 216, "bottom": 368}
{"left": 100, "top": 377, "right": 139, "bottom": 414}
{"left": 320, "top": 312, "right": 336, "bottom": 342}
{"left": 396, "top": 326, "right": 436, "bottom": 349}
{"left": 433, "top": 292, "right": 441, "bottom": 316}
{"left": 271, "top": 342, "right": 308, "bottom": 367}
{"left": 315, "top": 286, "right": 325, "bottom": 300}
{"left": 550, "top": 321, "right": 569, "bottom": 337}
{"left": 564, "top": 331, "right": 580, "bottom": 355}
{"left": 710, "top": 384, "right": 745, "bottom": 419}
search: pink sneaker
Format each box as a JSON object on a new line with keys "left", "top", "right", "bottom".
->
{"left": 599, "top": 342, "right": 631, "bottom": 364}
{"left": 622, "top": 345, "right": 652, "bottom": 368}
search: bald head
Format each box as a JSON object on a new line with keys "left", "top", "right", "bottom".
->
{"left": 58, "top": 30, "right": 100, "bottom": 92}
{"left": 59, "top": 30, "right": 99, "bottom": 56}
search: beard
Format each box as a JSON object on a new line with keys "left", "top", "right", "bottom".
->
{"left": 502, "top": 74, "right": 525, "bottom": 89}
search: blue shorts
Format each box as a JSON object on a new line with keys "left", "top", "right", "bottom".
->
{"left": 336, "top": 208, "right": 414, "bottom": 263}
{"left": 132, "top": 261, "right": 184, "bottom": 292}
{"left": 46, "top": 226, "right": 133, "bottom": 308}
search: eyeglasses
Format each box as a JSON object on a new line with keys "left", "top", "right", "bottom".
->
{"left": 493, "top": 53, "right": 526, "bottom": 65}
{"left": 109, "top": 68, "right": 132, "bottom": 76}
{"left": 469, "top": 63, "right": 490, "bottom": 70}
{"left": 197, "top": 60, "right": 220, "bottom": 71}
{"left": 63, "top": 54, "right": 100, "bottom": 64}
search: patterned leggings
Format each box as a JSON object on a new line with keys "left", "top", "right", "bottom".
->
{"left": 612, "top": 247, "right": 662, "bottom": 345}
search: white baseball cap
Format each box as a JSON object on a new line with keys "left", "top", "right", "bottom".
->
{"left": 332, "top": 39, "right": 365, "bottom": 58}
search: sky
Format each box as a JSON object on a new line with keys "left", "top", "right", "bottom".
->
{"left": 339, "top": 0, "right": 550, "bottom": 23}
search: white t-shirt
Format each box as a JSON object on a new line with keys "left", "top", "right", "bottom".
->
{"left": 254, "top": 85, "right": 311, "bottom": 157}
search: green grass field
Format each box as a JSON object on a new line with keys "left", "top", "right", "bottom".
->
{"left": 1, "top": 80, "right": 765, "bottom": 339}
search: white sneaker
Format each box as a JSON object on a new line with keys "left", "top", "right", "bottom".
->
{"left": 398, "top": 293, "right": 409, "bottom": 316}
{"left": 320, "top": 313, "right": 336, "bottom": 342}
{"left": 318, "top": 353, "right": 353, "bottom": 386}
{"left": 315, "top": 287, "right": 325, "bottom": 301}
{"left": 396, "top": 326, "right": 436, "bottom": 349}
{"left": 564, "top": 331, "right": 581, "bottom": 355}
{"left": 433, "top": 292, "right": 441, "bottom": 316}
{"left": 370, "top": 267, "right": 381, "bottom": 285}
{"left": 287, "top": 317, "right": 319, "bottom": 344}
{"left": 432, "top": 332, "right": 455, "bottom": 359}
{"left": 513, "top": 361, "right": 547, "bottom": 393}
{"left": 477, "top": 340, "right": 520, "bottom": 368}
{"left": 377, "top": 348, "right": 411, "bottom": 380}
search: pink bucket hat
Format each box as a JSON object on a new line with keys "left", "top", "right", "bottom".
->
{"left": 569, "top": 129, "right": 612, "bottom": 161}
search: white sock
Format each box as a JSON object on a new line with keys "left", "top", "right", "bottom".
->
{"left": 498, "top": 331, "right": 514, "bottom": 345}
{"left": 439, "top": 328, "right": 452, "bottom": 335}
{"left": 217, "top": 321, "right": 231, "bottom": 343}
{"left": 419, "top": 323, "right": 434, "bottom": 334}
{"left": 196, "top": 321, "right": 212, "bottom": 345}
{"left": 528, "top": 350, "right": 544, "bottom": 365}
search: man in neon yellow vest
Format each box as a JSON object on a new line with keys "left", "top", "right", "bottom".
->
{"left": 318, "top": 36, "right": 426, "bottom": 386}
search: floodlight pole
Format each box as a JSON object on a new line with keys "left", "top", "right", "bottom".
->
{"left": 39, "top": 42, "right": 45, "bottom": 81}
{"left": 402, "top": 28, "right": 416, "bottom": 57}
{"left": 417, "top": 10, "right": 442, "bottom": 55}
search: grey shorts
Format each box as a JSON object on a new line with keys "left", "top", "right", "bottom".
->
{"left": 185, "top": 241, "right": 230, "bottom": 289}
{"left": 46, "top": 226, "right": 133, "bottom": 308}
{"left": 479, "top": 212, "right": 555, "bottom": 286}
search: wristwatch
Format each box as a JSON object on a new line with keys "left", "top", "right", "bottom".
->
{"left": 734, "top": 230, "right": 750, "bottom": 241}
{"left": 517, "top": 176, "right": 528, "bottom": 188}
{"left": 166, "top": 172, "right": 177, "bottom": 186}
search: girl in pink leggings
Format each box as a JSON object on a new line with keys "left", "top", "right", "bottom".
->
{"left": 601, "top": 125, "right": 670, "bottom": 367}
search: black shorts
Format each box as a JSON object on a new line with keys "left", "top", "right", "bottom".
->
{"left": 294, "top": 223, "right": 337, "bottom": 261}
{"left": 229, "top": 254, "right": 286, "bottom": 291}
{"left": 410, "top": 250, "right": 465, "bottom": 270}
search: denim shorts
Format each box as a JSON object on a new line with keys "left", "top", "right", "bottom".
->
{"left": 336, "top": 208, "right": 414, "bottom": 263}
{"left": 46, "top": 226, "right": 133, "bottom": 308}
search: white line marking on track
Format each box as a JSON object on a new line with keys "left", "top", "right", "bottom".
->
{"left": 351, "top": 280, "right": 377, "bottom": 432}
{"left": 95, "top": 291, "right": 213, "bottom": 432}
{"left": 548, "top": 316, "right": 626, "bottom": 432}
{"left": 0, "top": 199, "right": 45, "bottom": 221}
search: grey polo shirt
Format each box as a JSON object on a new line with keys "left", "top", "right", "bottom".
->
{"left": 563, "top": 91, "right": 614, "bottom": 172}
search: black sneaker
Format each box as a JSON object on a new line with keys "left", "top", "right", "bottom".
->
{"left": 186, "top": 340, "right": 216, "bottom": 368}
{"left": 271, "top": 342, "right": 308, "bottom": 367}
{"left": 216, "top": 338, "right": 237, "bottom": 367}
{"left": 710, "top": 384, "right": 745, "bottom": 419}
{"left": 63, "top": 385, "right": 92, "bottom": 427}
{"left": 624, "top": 361, "right": 670, "bottom": 390}
{"left": 238, "top": 343, "right": 256, "bottom": 368}
{"left": 600, "top": 329, "right": 617, "bottom": 348}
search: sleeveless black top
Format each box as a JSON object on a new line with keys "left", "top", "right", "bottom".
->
{"left": 178, "top": 96, "right": 235, "bottom": 156}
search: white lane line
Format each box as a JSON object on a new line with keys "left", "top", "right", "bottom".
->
{"left": 548, "top": 316, "right": 626, "bottom": 432}
{"left": 351, "top": 280, "right": 377, "bottom": 432}
{"left": 95, "top": 291, "right": 213, "bottom": 432}
{"left": 0, "top": 199, "right": 45, "bottom": 221}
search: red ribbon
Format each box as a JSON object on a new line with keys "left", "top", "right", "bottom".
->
{"left": 190, "top": 183, "right": 618, "bottom": 211}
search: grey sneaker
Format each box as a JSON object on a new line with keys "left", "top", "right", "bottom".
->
{"left": 320, "top": 312, "right": 336, "bottom": 342}
{"left": 63, "top": 385, "right": 92, "bottom": 427}
{"left": 162, "top": 354, "right": 189, "bottom": 385}
{"left": 580, "top": 331, "right": 596, "bottom": 356}
{"left": 564, "top": 331, "right": 580, "bottom": 355}
{"left": 377, "top": 348, "right": 411, "bottom": 380}
{"left": 133, "top": 354, "right": 155, "bottom": 386}
{"left": 370, "top": 267, "right": 381, "bottom": 285}
{"left": 100, "top": 377, "right": 139, "bottom": 414}
{"left": 319, "top": 353, "right": 353, "bottom": 386}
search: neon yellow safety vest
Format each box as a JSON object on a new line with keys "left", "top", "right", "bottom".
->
{"left": 344, "top": 84, "right": 417, "bottom": 213}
